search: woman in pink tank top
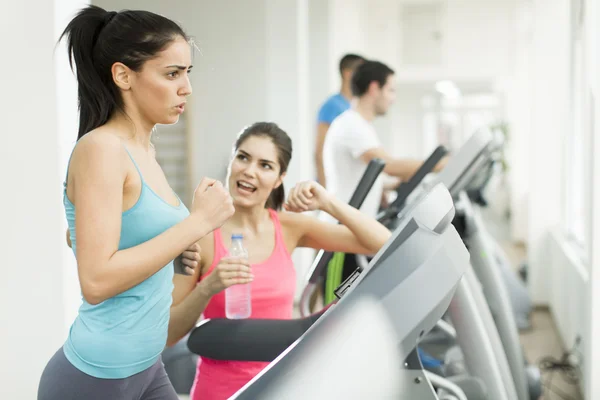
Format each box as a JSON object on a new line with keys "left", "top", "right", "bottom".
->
{"left": 168, "top": 122, "right": 391, "bottom": 400}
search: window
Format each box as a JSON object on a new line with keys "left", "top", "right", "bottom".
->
{"left": 564, "top": 0, "right": 592, "bottom": 264}
{"left": 421, "top": 89, "right": 502, "bottom": 154}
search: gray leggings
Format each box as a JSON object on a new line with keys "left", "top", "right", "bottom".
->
{"left": 38, "top": 348, "right": 179, "bottom": 400}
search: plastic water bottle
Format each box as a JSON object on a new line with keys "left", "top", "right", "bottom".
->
{"left": 225, "top": 234, "right": 252, "bottom": 319}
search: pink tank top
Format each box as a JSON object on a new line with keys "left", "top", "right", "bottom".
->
{"left": 190, "top": 209, "right": 296, "bottom": 400}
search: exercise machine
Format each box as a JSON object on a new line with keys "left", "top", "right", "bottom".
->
{"left": 304, "top": 130, "right": 534, "bottom": 398}
{"left": 191, "top": 179, "right": 471, "bottom": 399}
{"left": 433, "top": 129, "right": 540, "bottom": 400}
{"left": 461, "top": 143, "right": 533, "bottom": 332}
{"left": 187, "top": 130, "right": 540, "bottom": 399}
{"left": 370, "top": 128, "right": 538, "bottom": 400}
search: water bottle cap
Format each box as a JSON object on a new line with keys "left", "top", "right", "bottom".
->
{"left": 231, "top": 234, "right": 243, "bottom": 240}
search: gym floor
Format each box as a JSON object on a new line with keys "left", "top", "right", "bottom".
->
{"left": 520, "top": 308, "right": 583, "bottom": 400}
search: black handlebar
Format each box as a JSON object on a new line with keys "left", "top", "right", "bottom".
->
{"left": 378, "top": 145, "right": 447, "bottom": 224}
{"left": 307, "top": 158, "right": 385, "bottom": 284}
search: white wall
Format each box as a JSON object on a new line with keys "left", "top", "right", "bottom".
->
{"left": 533, "top": 0, "right": 599, "bottom": 397}
{"left": 590, "top": 0, "right": 600, "bottom": 396}
{"left": 503, "top": 0, "right": 532, "bottom": 243}
{"left": 308, "top": 0, "right": 333, "bottom": 131}
{"left": 546, "top": 230, "right": 589, "bottom": 393}
{"left": 388, "top": 85, "right": 427, "bottom": 158}
{"left": 526, "top": 0, "right": 570, "bottom": 305}
{"left": 328, "top": 0, "right": 368, "bottom": 92}
{"left": 55, "top": 0, "right": 90, "bottom": 338}
{"left": 584, "top": 0, "right": 599, "bottom": 398}
{"left": 364, "top": 0, "right": 401, "bottom": 69}
{"left": 394, "top": 0, "right": 517, "bottom": 82}
{"left": 0, "top": 1, "right": 76, "bottom": 398}
{"left": 444, "top": 0, "right": 516, "bottom": 78}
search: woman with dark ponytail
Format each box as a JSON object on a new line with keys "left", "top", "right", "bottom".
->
{"left": 38, "top": 5, "right": 237, "bottom": 400}
{"left": 168, "top": 122, "right": 392, "bottom": 400}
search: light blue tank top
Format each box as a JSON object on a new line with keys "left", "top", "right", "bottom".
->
{"left": 62, "top": 146, "right": 190, "bottom": 379}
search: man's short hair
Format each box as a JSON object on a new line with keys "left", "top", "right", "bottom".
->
{"left": 339, "top": 53, "right": 366, "bottom": 75}
{"left": 351, "top": 61, "right": 395, "bottom": 97}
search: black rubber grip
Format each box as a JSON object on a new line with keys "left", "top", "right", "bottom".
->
{"left": 187, "top": 310, "right": 325, "bottom": 362}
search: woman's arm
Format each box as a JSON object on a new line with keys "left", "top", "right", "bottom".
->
{"left": 283, "top": 181, "right": 391, "bottom": 255}
{"left": 168, "top": 240, "right": 252, "bottom": 346}
{"left": 70, "top": 134, "right": 233, "bottom": 305}
{"left": 168, "top": 270, "right": 213, "bottom": 346}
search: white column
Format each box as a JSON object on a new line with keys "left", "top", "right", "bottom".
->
{"left": 0, "top": 1, "right": 78, "bottom": 397}
{"left": 587, "top": 0, "right": 599, "bottom": 397}
{"left": 308, "top": 0, "right": 332, "bottom": 141}
{"left": 526, "top": 0, "right": 570, "bottom": 304}
{"left": 328, "top": 0, "right": 368, "bottom": 93}
{"left": 364, "top": 0, "right": 404, "bottom": 154}
{"left": 506, "top": 0, "right": 532, "bottom": 243}
{"left": 265, "top": 0, "right": 311, "bottom": 300}
{"left": 54, "top": 0, "right": 90, "bottom": 338}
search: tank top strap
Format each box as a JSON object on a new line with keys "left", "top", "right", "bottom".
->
{"left": 199, "top": 228, "right": 229, "bottom": 281}
{"left": 267, "top": 209, "right": 290, "bottom": 257}
{"left": 63, "top": 149, "right": 76, "bottom": 190}
{"left": 122, "top": 145, "right": 145, "bottom": 184}
{"left": 63, "top": 142, "right": 144, "bottom": 189}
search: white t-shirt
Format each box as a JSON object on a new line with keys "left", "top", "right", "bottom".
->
{"left": 321, "top": 109, "right": 383, "bottom": 222}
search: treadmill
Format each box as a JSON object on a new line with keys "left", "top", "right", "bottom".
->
{"left": 188, "top": 159, "right": 471, "bottom": 398}
{"left": 187, "top": 148, "right": 447, "bottom": 364}
{"left": 459, "top": 148, "right": 533, "bottom": 332}
{"left": 230, "top": 181, "right": 470, "bottom": 399}
{"left": 433, "top": 129, "right": 540, "bottom": 400}
{"left": 301, "top": 130, "right": 536, "bottom": 400}
{"left": 187, "top": 130, "right": 534, "bottom": 399}
{"left": 188, "top": 159, "right": 388, "bottom": 363}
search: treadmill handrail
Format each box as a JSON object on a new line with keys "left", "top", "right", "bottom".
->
{"left": 305, "top": 158, "right": 385, "bottom": 284}
{"left": 300, "top": 146, "right": 448, "bottom": 317}
{"left": 377, "top": 145, "right": 447, "bottom": 223}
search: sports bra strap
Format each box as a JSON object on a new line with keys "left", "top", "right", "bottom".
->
{"left": 199, "top": 209, "right": 288, "bottom": 281}
{"left": 268, "top": 209, "right": 286, "bottom": 248}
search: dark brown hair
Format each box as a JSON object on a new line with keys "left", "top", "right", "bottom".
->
{"left": 234, "top": 122, "right": 292, "bottom": 210}
{"left": 59, "top": 5, "right": 188, "bottom": 140}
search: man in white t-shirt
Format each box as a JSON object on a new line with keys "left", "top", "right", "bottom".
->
{"left": 322, "top": 108, "right": 385, "bottom": 223}
{"left": 324, "top": 60, "right": 443, "bottom": 220}
{"left": 322, "top": 60, "right": 446, "bottom": 278}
